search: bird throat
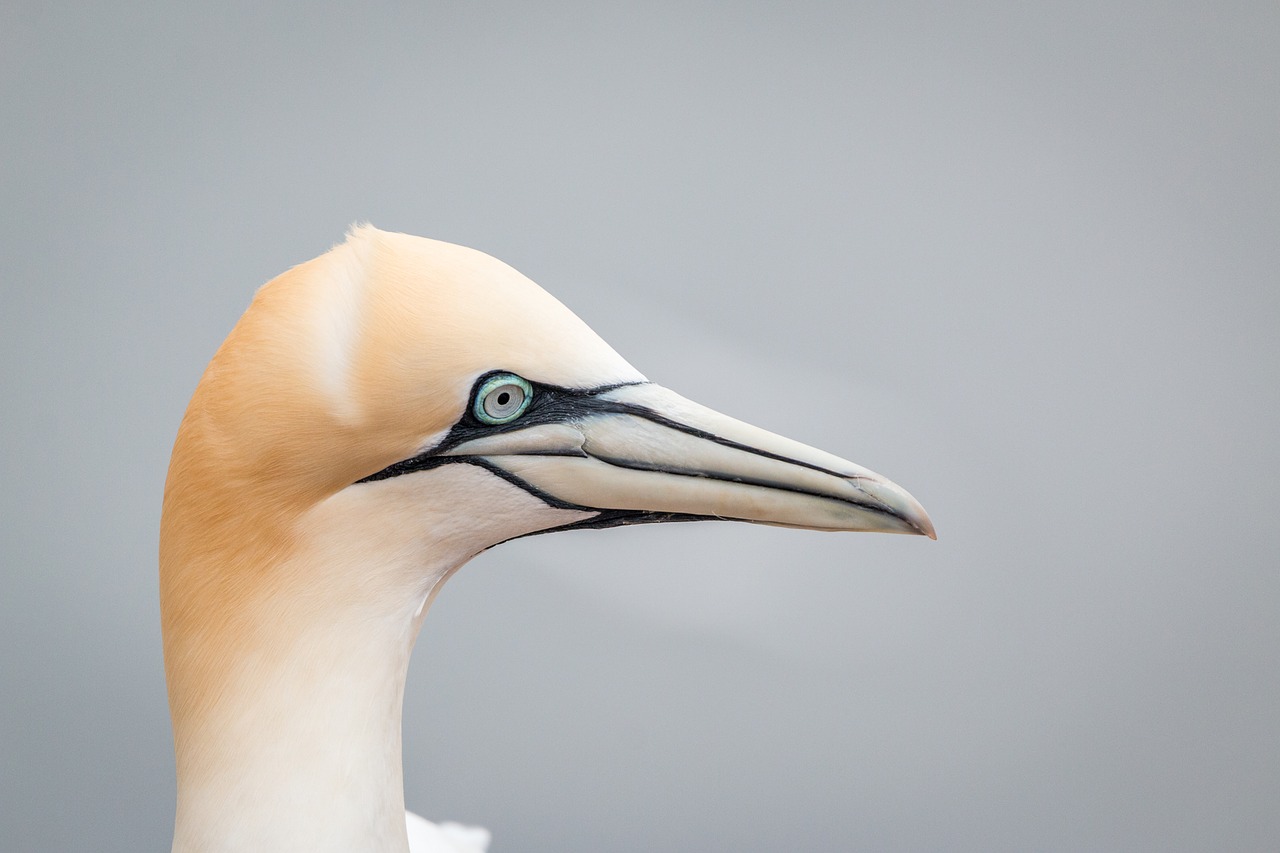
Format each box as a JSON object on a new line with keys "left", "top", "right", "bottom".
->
{"left": 169, "top": 587, "right": 428, "bottom": 853}
{"left": 165, "top": 464, "right": 588, "bottom": 852}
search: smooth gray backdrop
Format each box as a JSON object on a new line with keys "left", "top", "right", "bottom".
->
{"left": 3, "top": 2, "right": 1277, "bottom": 850}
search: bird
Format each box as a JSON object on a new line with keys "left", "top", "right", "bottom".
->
{"left": 159, "top": 225, "right": 935, "bottom": 853}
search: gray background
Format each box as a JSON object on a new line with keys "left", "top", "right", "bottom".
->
{"left": 3, "top": 2, "right": 1277, "bottom": 850}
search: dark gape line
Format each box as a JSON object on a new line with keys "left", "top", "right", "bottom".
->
{"left": 355, "top": 376, "right": 647, "bottom": 484}
{"left": 353, "top": 373, "right": 904, "bottom": 526}
{"left": 356, "top": 375, "right": 858, "bottom": 486}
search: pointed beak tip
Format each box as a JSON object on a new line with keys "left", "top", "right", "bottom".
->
{"left": 895, "top": 505, "right": 935, "bottom": 540}
{"left": 855, "top": 475, "right": 935, "bottom": 540}
{"left": 908, "top": 500, "right": 936, "bottom": 540}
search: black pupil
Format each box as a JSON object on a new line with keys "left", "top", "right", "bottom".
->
{"left": 497, "top": 391, "right": 511, "bottom": 406}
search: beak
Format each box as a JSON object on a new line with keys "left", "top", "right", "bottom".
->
{"left": 441, "top": 383, "right": 935, "bottom": 538}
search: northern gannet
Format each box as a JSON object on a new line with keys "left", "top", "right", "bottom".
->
{"left": 160, "top": 226, "right": 934, "bottom": 853}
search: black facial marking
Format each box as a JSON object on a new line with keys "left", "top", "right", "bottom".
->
{"left": 354, "top": 373, "right": 902, "bottom": 528}
{"left": 354, "top": 374, "right": 723, "bottom": 532}
{"left": 508, "top": 510, "right": 715, "bottom": 541}
{"left": 358, "top": 373, "right": 857, "bottom": 485}
{"left": 355, "top": 373, "right": 646, "bottom": 484}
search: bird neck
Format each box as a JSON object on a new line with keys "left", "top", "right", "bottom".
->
{"left": 171, "top": 610, "right": 423, "bottom": 853}
{"left": 162, "top": 478, "right": 461, "bottom": 853}
{"left": 161, "top": 463, "right": 585, "bottom": 852}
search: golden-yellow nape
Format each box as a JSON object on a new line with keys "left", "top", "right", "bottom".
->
{"left": 160, "top": 225, "right": 933, "bottom": 853}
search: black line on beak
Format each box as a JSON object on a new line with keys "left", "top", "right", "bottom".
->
{"left": 355, "top": 377, "right": 645, "bottom": 483}
{"left": 352, "top": 376, "right": 920, "bottom": 534}
{"left": 356, "top": 377, "right": 856, "bottom": 485}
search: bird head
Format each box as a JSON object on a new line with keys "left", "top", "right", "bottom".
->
{"left": 159, "top": 225, "right": 932, "bottom": 724}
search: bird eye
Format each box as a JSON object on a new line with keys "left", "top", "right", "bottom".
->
{"left": 474, "top": 373, "right": 533, "bottom": 425}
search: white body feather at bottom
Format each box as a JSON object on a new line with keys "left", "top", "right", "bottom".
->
{"left": 406, "top": 812, "right": 490, "bottom": 853}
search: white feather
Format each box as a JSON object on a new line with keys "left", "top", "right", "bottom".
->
{"left": 405, "top": 812, "right": 491, "bottom": 853}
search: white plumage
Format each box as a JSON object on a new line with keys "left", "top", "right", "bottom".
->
{"left": 405, "top": 812, "right": 491, "bottom": 853}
